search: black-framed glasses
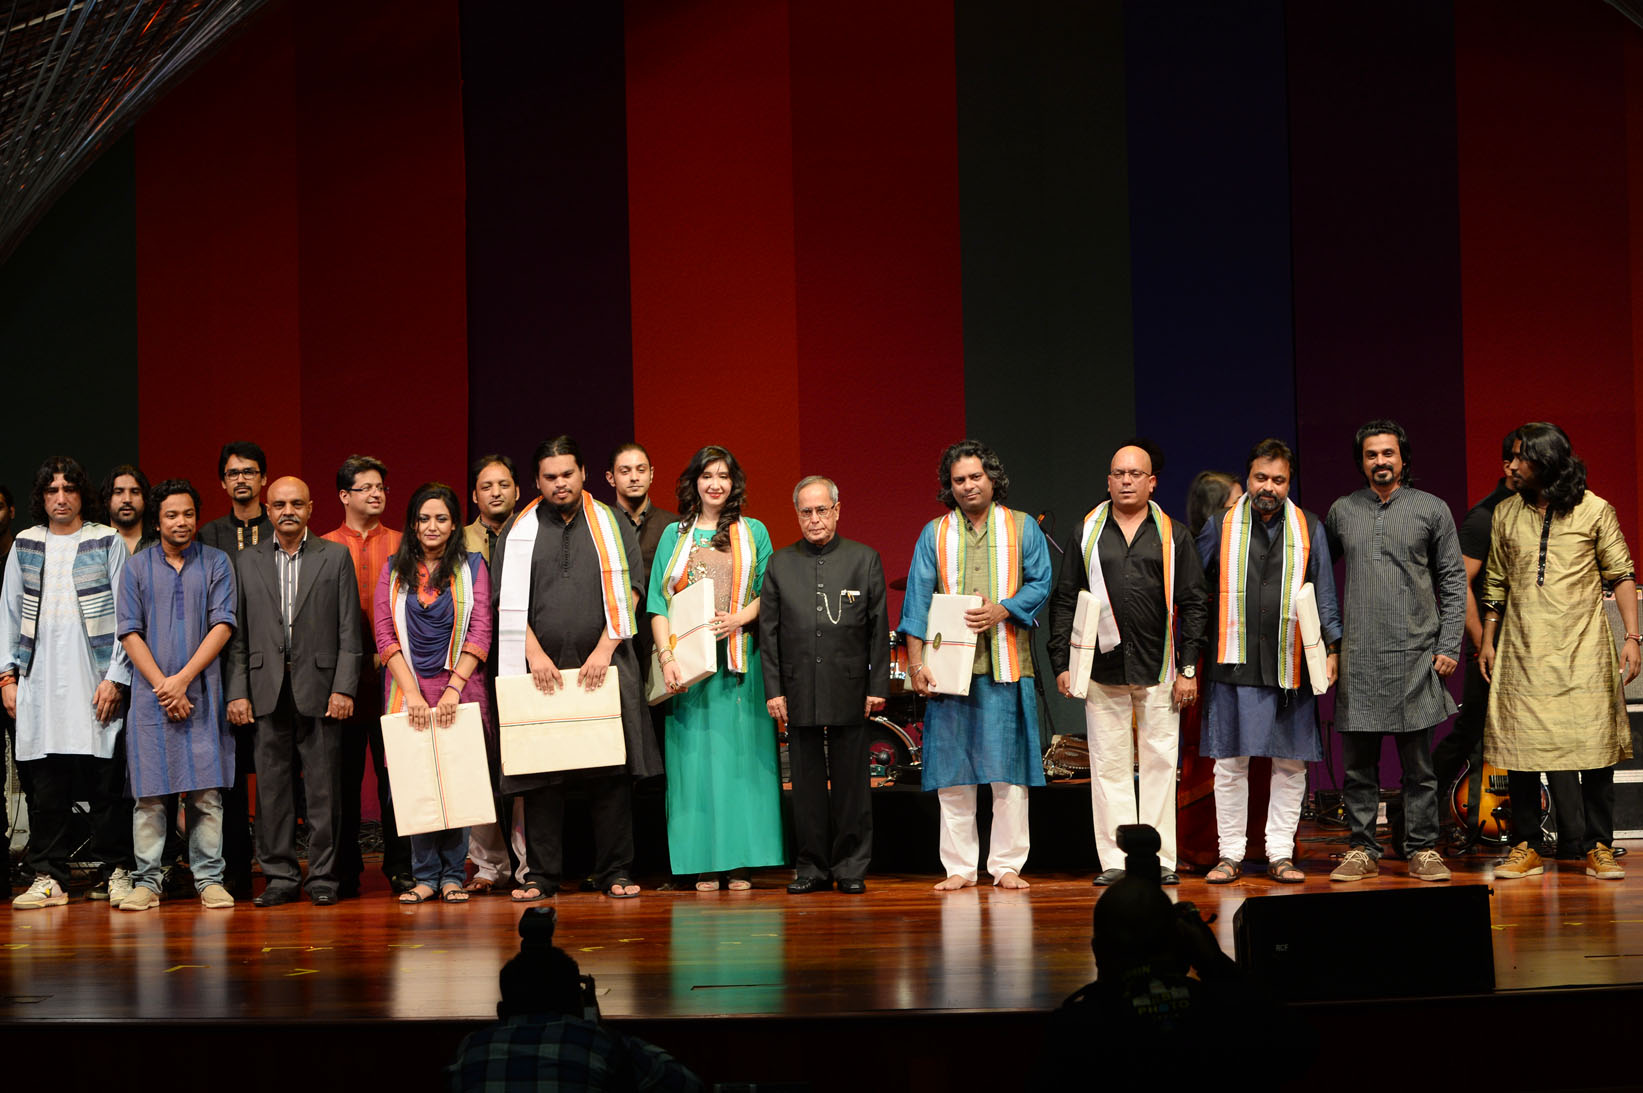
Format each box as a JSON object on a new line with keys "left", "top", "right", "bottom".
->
{"left": 224, "top": 468, "right": 262, "bottom": 481}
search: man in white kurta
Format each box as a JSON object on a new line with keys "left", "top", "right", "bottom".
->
{"left": 0, "top": 458, "right": 134, "bottom": 908}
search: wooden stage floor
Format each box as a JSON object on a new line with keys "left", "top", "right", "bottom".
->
{"left": 4, "top": 828, "right": 1643, "bottom": 1089}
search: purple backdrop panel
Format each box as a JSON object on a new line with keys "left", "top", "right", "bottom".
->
{"left": 1125, "top": 0, "right": 1297, "bottom": 512}
{"left": 461, "top": 2, "right": 635, "bottom": 505}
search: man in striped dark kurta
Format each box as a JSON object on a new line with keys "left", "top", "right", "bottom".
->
{"left": 1324, "top": 421, "right": 1465, "bottom": 883}
{"left": 116, "top": 480, "right": 238, "bottom": 910}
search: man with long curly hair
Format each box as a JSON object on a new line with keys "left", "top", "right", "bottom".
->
{"left": 1480, "top": 423, "right": 1640, "bottom": 881}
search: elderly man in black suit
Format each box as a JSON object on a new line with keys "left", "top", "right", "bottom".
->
{"left": 225, "top": 476, "right": 362, "bottom": 907}
{"left": 761, "top": 476, "right": 889, "bottom": 895}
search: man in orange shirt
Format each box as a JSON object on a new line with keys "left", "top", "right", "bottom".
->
{"left": 322, "top": 455, "right": 413, "bottom": 895}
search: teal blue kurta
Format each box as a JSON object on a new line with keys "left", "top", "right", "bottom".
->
{"left": 647, "top": 518, "right": 785, "bottom": 873}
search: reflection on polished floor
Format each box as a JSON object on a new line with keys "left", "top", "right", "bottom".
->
{"left": 3, "top": 835, "right": 1642, "bottom": 1024}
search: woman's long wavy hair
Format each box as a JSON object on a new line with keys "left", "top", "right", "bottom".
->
{"left": 1515, "top": 422, "right": 1587, "bottom": 517}
{"left": 391, "top": 482, "right": 468, "bottom": 592}
{"left": 675, "top": 446, "right": 747, "bottom": 550}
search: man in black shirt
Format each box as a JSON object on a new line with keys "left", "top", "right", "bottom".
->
{"left": 1049, "top": 444, "right": 1207, "bottom": 886}
{"left": 195, "top": 441, "right": 272, "bottom": 898}
{"left": 1431, "top": 429, "right": 1537, "bottom": 853}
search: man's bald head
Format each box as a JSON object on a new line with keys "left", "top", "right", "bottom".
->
{"left": 1111, "top": 445, "right": 1152, "bottom": 476}
{"left": 267, "top": 477, "right": 313, "bottom": 541}
{"left": 1107, "top": 445, "right": 1156, "bottom": 514}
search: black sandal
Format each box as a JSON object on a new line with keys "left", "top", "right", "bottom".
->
{"left": 1205, "top": 858, "right": 1242, "bottom": 884}
{"left": 1268, "top": 858, "right": 1306, "bottom": 884}
{"left": 605, "top": 878, "right": 641, "bottom": 899}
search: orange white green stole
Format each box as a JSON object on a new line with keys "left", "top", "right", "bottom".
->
{"left": 1079, "top": 500, "right": 1177, "bottom": 684}
{"left": 385, "top": 557, "right": 477, "bottom": 715}
{"left": 659, "top": 517, "right": 757, "bottom": 673}
{"left": 933, "top": 503, "right": 1027, "bottom": 683}
{"left": 496, "top": 492, "right": 636, "bottom": 678}
{"left": 1216, "top": 494, "right": 1310, "bottom": 690}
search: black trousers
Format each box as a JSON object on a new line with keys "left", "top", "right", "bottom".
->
{"left": 1508, "top": 767, "right": 1614, "bottom": 854}
{"left": 520, "top": 773, "right": 634, "bottom": 890}
{"left": 219, "top": 724, "right": 256, "bottom": 890}
{"left": 1342, "top": 728, "right": 1440, "bottom": 855}
{"left": 788, "top": 721, "right": 873, "bottom": 881}
{"left": 337, "top": 701, "right": 412, "bottom": 885}
{"left": 23, "top": 750, "right": 133, "bottom": 885}
{"left": 254, "top": 679, "right": 343, "bottom": 896}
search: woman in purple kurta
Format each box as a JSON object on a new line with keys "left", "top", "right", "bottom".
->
{"left": 373, "top": 484, "right": 492, "bottom": 904}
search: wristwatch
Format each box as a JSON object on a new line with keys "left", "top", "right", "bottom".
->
{"left": 1180, "top": 664, "right": 1196, "bottom": 679}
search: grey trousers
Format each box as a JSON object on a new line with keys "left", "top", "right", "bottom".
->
{"left": 254, "top": 679, "right": 343, "bottom": 896}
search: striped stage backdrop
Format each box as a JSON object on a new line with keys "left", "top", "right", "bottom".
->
{"left": 2, "top": 0, "right": 1641, "bottom": 778}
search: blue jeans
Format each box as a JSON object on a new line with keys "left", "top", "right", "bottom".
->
{"left": 134, "top": 790, "right": 224, "bottom": 892}
{"left": 410, "top": 827, "right": 469, "bottom": 889}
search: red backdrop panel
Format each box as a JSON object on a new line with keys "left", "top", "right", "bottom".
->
{"left": 135, "top": 6, "right": 302, "bottom": 512}
{"left": 293, "top": 0, "right": 469, "bottom": 532}
{"left": 788, "top": 0, "right": 966, "bottom": 601}
{"left": 624, "top": 0, "right": 802, "bottom": 521}
{"left": 1630, "top": 31, "right": 1643, "bottom": 547}
{"left": 1456, "top": 1, "right": 1637, "bottom": 540}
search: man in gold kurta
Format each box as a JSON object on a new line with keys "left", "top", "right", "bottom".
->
{"left": 1481, "top": 423, "right": 1640, "bottom": 881}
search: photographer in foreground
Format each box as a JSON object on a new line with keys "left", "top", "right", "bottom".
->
{"left": 448, "top": 908, "right": 702, "bottom": 1091}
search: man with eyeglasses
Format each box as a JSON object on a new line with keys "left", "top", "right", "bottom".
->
{"left": 760, "top": 476, "right": 888, "bottom": 894}
{"left": 199, "top": 442, "right": 273, "bottom": 554}
{"left": 198, "top": 441, "right": 273, "bottom": 898}
{"left": 322, "top": 455, "right": 412, "bottom": 896}
{"left": 1048, "top": 444, "right": 1207, "bottom": 886}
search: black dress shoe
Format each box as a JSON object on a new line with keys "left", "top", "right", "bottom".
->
{"left": 786, "top": 876, "right": 832, "bottom": 894}
{"left": 253, "top": 887, "right": 301, "bottom": 907}
{"left": 837, "top": 878, "right": 866, "bottom": 894}
{"left": 309, "top": 890, "right": 339, "bottom": 906}
{"left": 388, "top": 873, "right": 417, "bottom": 895}
{"left": 1159, "top": 871, "right": 1180, "bottom": 886}
{"left": 1092, "top": 868, "right": 1125, "bottom": 886}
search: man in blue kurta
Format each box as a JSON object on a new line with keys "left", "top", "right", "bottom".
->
{"left": 116, "top": 480, "right": 238, "bottom": 910}
{"left": 900, "top": 440, "right": 1050, "bottom": 890}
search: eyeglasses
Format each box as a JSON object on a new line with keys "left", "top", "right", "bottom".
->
{"left": 347, "top": 484, "right": 389, "bottom": 496}
{"left": 1107, "top": 469, "right": 1151, "bottom": 482}
{"left": 223, "top": 469, "right": 262, "bottom": 481}
{"left": 797, "top": 505, "right": 836, "bottom": 519}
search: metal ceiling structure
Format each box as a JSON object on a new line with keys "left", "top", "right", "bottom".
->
{"left": 0, "top": 0, "right": 268, "bottom": 265}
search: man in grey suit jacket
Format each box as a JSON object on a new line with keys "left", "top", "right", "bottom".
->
{"left": 225, "top": 477, "right": 362, "bottom": 906}
{"left": 761, "top": 476, "right": 888, "bottom": 895}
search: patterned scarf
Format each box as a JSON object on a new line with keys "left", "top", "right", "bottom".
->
{"left": 1079, "top": 501, "right": 1178, "bottom": 684}
{"left": 659, "top": 517, "right": 756, "bottom": 673}
{"left": 496, "top": 492, "right": 637, "bottom": 679}
{"left": 386, "top": 554, "right": 477, "bottom": 715}
{"left": 932, "top": 503, "right": 1027, "bottom": 683}
{"left": 10, "top": 523, "right": 120, "bottom": 677}
{"left": 1216, "top": 494, "right": 1310, "bottom": 690}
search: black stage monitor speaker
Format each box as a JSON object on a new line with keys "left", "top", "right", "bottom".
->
{"left": 1233, "top": 884, "right": 1494, "bottom": 1001}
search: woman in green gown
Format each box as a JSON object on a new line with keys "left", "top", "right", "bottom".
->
{"left": 649, "top": 446, "right": 785, "bottom": 890}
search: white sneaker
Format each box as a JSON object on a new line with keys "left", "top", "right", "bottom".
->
{"left": 106, "top": 867, "right": 135, "bottom": 908}
{"left": 13, "top": 874, "right": 69, "bottom": 909}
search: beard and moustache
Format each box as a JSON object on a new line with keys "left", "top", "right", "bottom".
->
{"left": 1251, "top": 491, "right": 1282, "bottom": 516}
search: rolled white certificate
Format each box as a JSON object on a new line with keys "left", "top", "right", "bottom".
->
{"left": 1068, "top": 589, "right": 1100, "bottom": 699}
{"left": 1296, "top": 582, "right": 1329, "bottom": 695}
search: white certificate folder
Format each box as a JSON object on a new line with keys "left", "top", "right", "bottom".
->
{"left": 380, "top": 702, "right": 496, "bottom": 836}
{"left": 1296, "top": 583, "right": 1329, "bottom": 696}
{"left": 924, "top": 593, "right": 983, "bottom": 696}
{"left": 646, "top": 577, "right": 718, "bottom": 705}
{"left": 1067, "top": 590, "right": 1100, "bottom": 700}
{"left": 497, "top": 666, "right": 627, "bottom": 776}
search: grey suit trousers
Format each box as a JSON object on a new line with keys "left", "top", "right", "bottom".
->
{"left": 254, "top": 677, "right": 344, "bottom": 896}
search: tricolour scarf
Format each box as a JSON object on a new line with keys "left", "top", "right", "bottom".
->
{"left": 497, "top": 492, "right": 637, "bottom": 678}
{"left": 385, "top": 554, "right": 478, "bottom": 715}
{"left": 1079, "top": 501, "right": 1177, "bottom": 684}
{"left": 10, "top": 523, "right": 120, "bottom": 678}
{"left": 932, "top": 503, "right": 1028, "bottom": 684}
{"left": 658, "top": 517, "right": 756, "bottom": 673}
{"left": 1216, "top": 494, "right": 1310, "bottom": 690}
